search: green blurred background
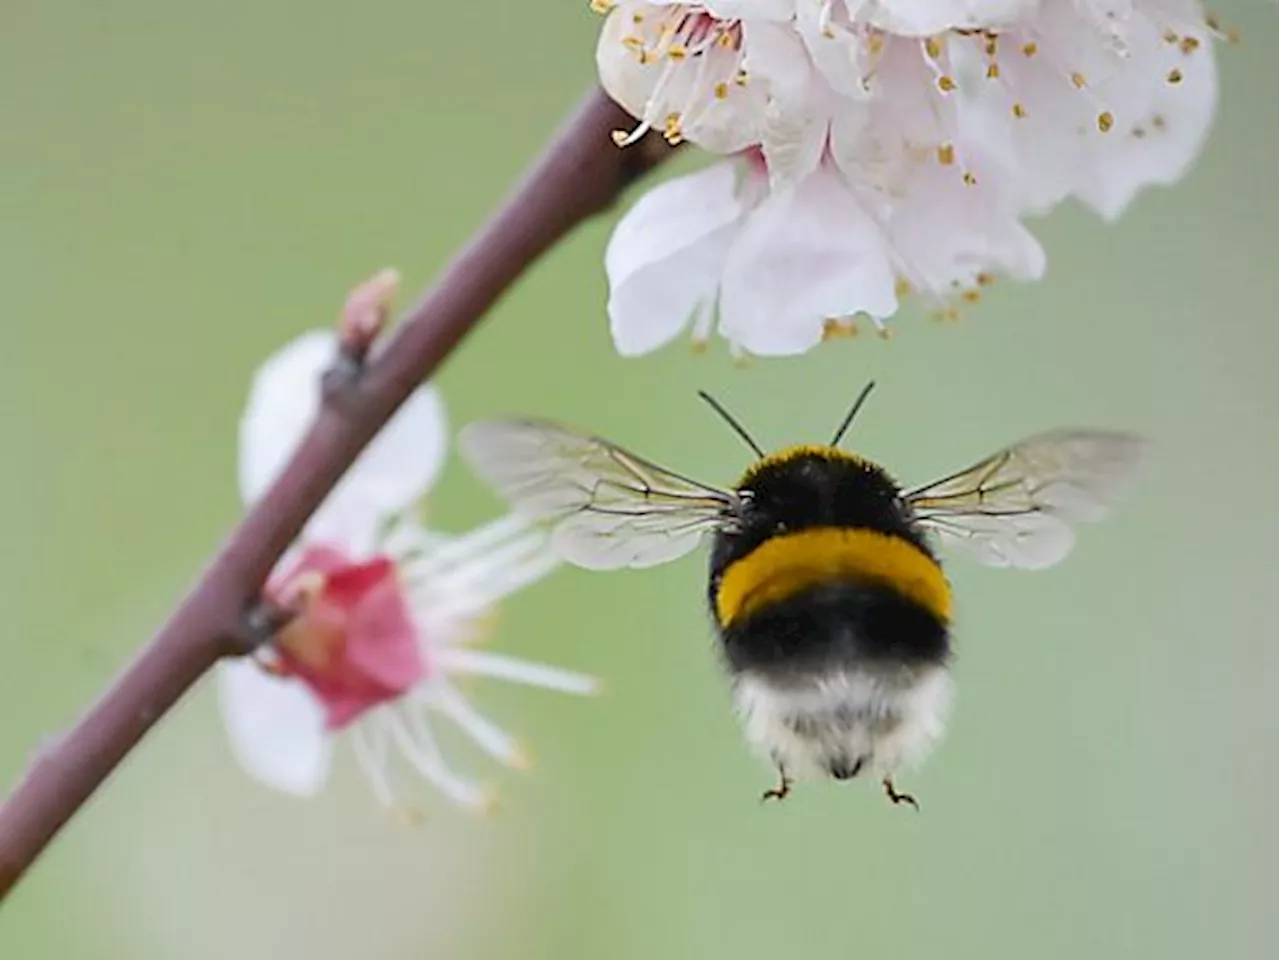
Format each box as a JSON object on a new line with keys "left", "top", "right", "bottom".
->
{"left": 1, "top": 2, "right": 1275, "bottom": 958}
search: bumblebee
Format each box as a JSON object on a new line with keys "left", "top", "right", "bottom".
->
{"left": 460, "top": 385, "right": 1146, "bottom": 808}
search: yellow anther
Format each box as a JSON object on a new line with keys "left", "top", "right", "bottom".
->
{"left": 962, "top": 171, "right": 978, "bottom": 186}
{"left": 868, "top": 32, "right": 885, "bottom": 56}
{"left": 1204, "top": 13, "right": 1220, "bottom": 31}
{"left": 621, "top": 34, "right": 644, "bottom": 50}
{"left": 937, "top": 75, "right": 957, "bottom": 92}
{"left": 984, "top": 36, "right": 997, "bottom": 56}
{"left": 1163, "top": 28, "right": 1179, "bottom": 43}
{"left": 1179, "top": 36, "right": 1200, "bottom": 54}
{"left": 1012, "top": 102, "right": 1027, "bottom": 118}
{"left": 822, "top": 320, "right": 858, "bottom": 341}
{"left": 718, "top": 31, "right": 736, "bottom": 48}
{"left": 986, "top": 63, "right": 1000, "bottom": 79}
{"left": 1152, "top": 114, "right": 1167, "bottom": 130}
{"left": 1097, "top": 111, "right": 1114, "bottom": 132}
{"left": 611, "top": 129, "right": 630, "bottom": 146}
{"left": 924, "top": 36, "right": 942, "bottom": 59}
{"left": 668, "top": 43, "right": 687, "bottom": 60}
{"left": 1166, "top": 68, "right": 1183, "bottom": 84}
{"left": 961, "top": 289, "right": 981, "bottom": 304}
{"left": 894, "top": 277, "right": 912, "bottom": 297}
{"left": 937, "top": 143, "right": 955, "bottom": 165}
{"left": 691, "top": 339, "right": 709, "bottom": 356}
{"left": 1071, "top": 71, "right": 1087, "bottom": 88}
{"left": 1021, "top": 41, "right": 1037, "bottom": 56}
{"left": 976, "top": 272, "right": 995, "bottom": 287}
{"left": 714, "top": 81, "right": 729, "bottom": 99}
{"left": 663, "top": 113, "right": 683, "bottom": 145}
{"left": 589, "top": 0, "right": 615, "bottom": 13}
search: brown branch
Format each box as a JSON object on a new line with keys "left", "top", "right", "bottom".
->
{"left": 0, "top": 87, "right": 672, "bottom": 900}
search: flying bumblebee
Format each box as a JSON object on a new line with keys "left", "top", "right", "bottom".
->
{"left": 459, "top": 385, "right": 1146, "bottom": 809}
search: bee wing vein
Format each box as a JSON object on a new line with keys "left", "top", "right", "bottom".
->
{"left": 905, "top": 429, "right": 1147, "bottom": 570}
{"left": 460, "top": 418, "right": 739, "bottom": 571}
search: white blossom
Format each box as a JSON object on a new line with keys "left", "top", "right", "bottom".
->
{"left": 596, "top": 0, "right": 1222, "bottom": 354}
{"left": 217, "top": 332, "right": 596, "bottom": 809}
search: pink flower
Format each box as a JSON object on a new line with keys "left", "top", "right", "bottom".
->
{"left": 216, "top": 332, "right": 597, "bottom": 808}
{"left": 268, "top": 545, "right": 424, "bottom": 730}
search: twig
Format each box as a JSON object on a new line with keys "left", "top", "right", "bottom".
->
{"left": 0, "top": 87, "right": 673, "bottom": 900}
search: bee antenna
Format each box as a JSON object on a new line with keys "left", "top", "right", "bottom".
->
{"left": 697, "top": 390, "right": 765, "bottom": 459}
{"left": 829, "top": 381, "right": 877, "bottom": 447}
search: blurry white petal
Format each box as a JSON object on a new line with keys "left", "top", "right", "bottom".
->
{"left": 606, "top": 162, "right": 745, "bottom": 355}
{"left": 215, "top": 659, "right": 331, "bottom": 796}
{"left": 239, "top": 331, "right": 447, "bottom": 537}
{"left": 719, "top": 166, "right": 897, "bottom": 354}
{"left": 437, "top": 648, "right": 601, "bottom": 695}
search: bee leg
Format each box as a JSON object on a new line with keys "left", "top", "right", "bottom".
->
{"left": 882, "top": 777, "right": 920, "bottom": 812}
{"left": 760, "top": 767, "right": 792, "bottom": 803}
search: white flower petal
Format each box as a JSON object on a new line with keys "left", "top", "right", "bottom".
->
{"left": 238, "top": 330, "right": 333, "bottom": 506}
{"left": 215, "top": 659, "right": 332, "bottom": 796}
{"left": 749, "top": 20, "right": 834, "bottom": 188}
{"left": 856, "top": 0, "right": 1042, "bottom": 36}
{"left": 239, "top": 331, "right": 447, "bottom": 537}
{"left": 886, "top": 163, "right": 1047, "bottom": 297}
{"left": 792, "top": 2, "right": 875, "bottom": 101}
{"left": 702, "top": 0, "right": 793, "bottom": 19}
{"left": 1072, "top": 23, "right": 1218, "bottom": 219}
{"left": 606, "top": 162, "right": 746, "bottom": 355}
{"left": 719, "top": 165, "right": 898, "bottom": 354}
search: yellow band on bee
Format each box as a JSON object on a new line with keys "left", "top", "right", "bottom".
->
{"left": 715, "top": 527, "right": 952, "bottom": 628}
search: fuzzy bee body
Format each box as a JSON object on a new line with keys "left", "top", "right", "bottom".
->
{"left": 709, "top": 448, "right": 952, "bottom": 787}
{"left": 460, "top": 391, "right": 1146, "bottom": 807}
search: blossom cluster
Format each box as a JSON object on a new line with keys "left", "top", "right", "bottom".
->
{"left": 597, "top": 0, "right": 1223, "bottom": 355}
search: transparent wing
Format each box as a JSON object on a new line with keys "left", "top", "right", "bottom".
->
{"left": 459, "top": 419, "right": 742, "bottom": 571}
{"left": 904, "top": 429, "right": 1147, "bottom": 570}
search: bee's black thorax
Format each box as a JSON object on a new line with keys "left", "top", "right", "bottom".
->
{"left": 708, "top": 447, "right": 950, "bottom": 682}
{"left": 709, "top": 447, "right": 932, "bottom": 584}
